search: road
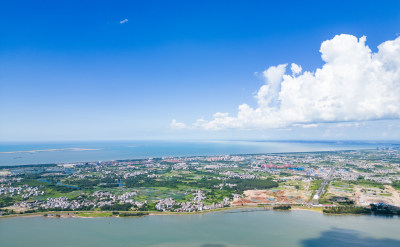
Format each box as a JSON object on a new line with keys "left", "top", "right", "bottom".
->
{"left": 309, "top": 167, "right": 336, "bottom": 205}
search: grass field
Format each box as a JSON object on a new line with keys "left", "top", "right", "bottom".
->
{"left": 77, "top": 212, "right": 113, "bottom": 217}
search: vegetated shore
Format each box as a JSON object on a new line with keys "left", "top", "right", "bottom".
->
{"left": 0, "top": 205, "right": 324, "bottom": 219}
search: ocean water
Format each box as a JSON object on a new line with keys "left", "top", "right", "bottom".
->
{"left": 0, "top": 210, "right": 399, "bottom": 247}
{"left": 0, "top": 140, "right": 397, "bottom": 166}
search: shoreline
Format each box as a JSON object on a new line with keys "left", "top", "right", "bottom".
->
{"left": 0, "top": 141, "right": 381, "bottom": 168}
{"left": 4, "top": 205, "right": 397, "bottom": 219}
{"left": 0, "top": 148, "right": 101, "bottom": 154}
{"left": 0, "top": 206, "right": 326, "bottom": 219}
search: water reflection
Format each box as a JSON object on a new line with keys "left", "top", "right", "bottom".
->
{"left": 199, "top": 244, "right": 227, "bottom": 247}
{"left": 301, "top": 227, "right": 400, "bottom": 247}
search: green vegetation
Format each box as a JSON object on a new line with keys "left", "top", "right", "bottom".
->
{"left": 392, "top": 181, "right": 400, "bottom": 190}
{"left": 137, "top": 203, "right": 156, "bottom": 211}
{"left": 77, "top": 212, "right": 113, "bottom": 217}
{"left": 68, "top": 179, "right": 99, "bottom": 189}
{"left": 273, "top": 205, "right": 291, "bottom": 210}
{"left": 354, "top": 168, "right": 373, "bottom": 173}
{"left": 350, "top": 179, "right": 385, "bottom": 189}
{"left": 227, "top": 178, "right": 279, "bottom": 192}
{"left": 204, "top": 189, "right": 233, "bottom": 204}
{"left": 101, "top": 203, "right": 133, "bottom": 211}
{"left": 118, "top": 212, "right": 149, "bottom": 217}
{"left": 329, "top": 196, "right": 354, "bottom": 205}
{"left": 125, "top": 175, "right": 181, "bottom": 189}
{"left": 0, "top": 197, "right": 15, "bottom": 207}
{"left": 124, "top": 174, "right": 278, "bottom": 195}
{"left": 310, "top": 180, "right": 323, "bottom": 190}
{"left": 1, "top": 149, "right": 399, "bottom": 217}
{"left": 370, "top": 204, "right": 400, "bottom": 216}
{"left": 323, "top": 206, "right": 371, "bottom": 215}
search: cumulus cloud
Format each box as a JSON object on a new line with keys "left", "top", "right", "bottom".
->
{"left": 120, "top": 19, "right": 128, "bottom": 24}
{"left": 290, "top": 63, "right": 302, "bottom": 75}
{"left": 186, "top": 34, "right": 400, "bottom": 130}
{"left": 170, "top": 119, "right": 186, "bottom": 129}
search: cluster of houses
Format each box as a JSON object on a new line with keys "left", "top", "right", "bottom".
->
{"left": 1, "top": 149, "right": 399, "bottom": 214}
{"left": 219, "top": 171, "right": 256, "bottom": 179}
{"left": 155, "top": 190, "right": 231, "bottom": 212}
{"left": 13, "top": 197, "right": 88, "bottom": 210}
{"left": 248, "top": 151, "right": 400, "bottom": 185}
{"left": 172, "top": 163, "right": 188, "bottom": 170}
{"left": 12, "top": 190, "right": 142, "bottom": 211}
{"left": 10, "top": 188, "right": 232, "bottom": 213}
{"left": 89, "top": 191, "right": 143, "bottom": 207}
{"left": 215, "top": 183, "right": 237, "bottom": 189}
{"left": 0, "top": 186, "right": 44, "bottom": 199}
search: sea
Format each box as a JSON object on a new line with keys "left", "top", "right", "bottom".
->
{"left": 1, "top": 209, "right": 399, "bottom": 247}
{"left": 0, "top": 140, "right": 398, "bottom": 166}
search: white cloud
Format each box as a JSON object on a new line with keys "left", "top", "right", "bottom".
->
{"left": 120, "top": 19, "right": 128, "bottom": 24}
{"left": 290, "top": 63, "right": 302, "bottom": 76}
{"left": 190, "top": 34, "right": 400, "bottom": 130}
{"left": 335, "top": 122, "right": 360, "bottom": 128}
{"left": 293, "top": 123, "right": 319, "bottom": 128}
{"left": 170, "top": 119, "right": 186, "bottom": 129}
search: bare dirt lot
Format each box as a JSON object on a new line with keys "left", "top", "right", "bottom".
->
{"left": 232, "top": 188, "right": 308, "bottom": 206}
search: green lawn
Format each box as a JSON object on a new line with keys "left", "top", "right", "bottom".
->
{"left": 77, "top": 212, "right": 113, "bottom": 217}
{"left": 310, "top": 180, "right": 323, "bottom": 190}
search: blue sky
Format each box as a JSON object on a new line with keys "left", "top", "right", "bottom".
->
{"left": 1, "top": 0, "right": 400, "bottom": 141}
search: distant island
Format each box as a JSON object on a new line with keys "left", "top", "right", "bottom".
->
{"left": 1, "top": 148, "right": 400, "bottom": 218}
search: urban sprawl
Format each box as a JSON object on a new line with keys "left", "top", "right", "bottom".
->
{"left": 1, "top": 148, "right": 400, "bottom": 217}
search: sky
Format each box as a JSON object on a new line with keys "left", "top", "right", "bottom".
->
{"left": 1, "top": 0, "right": 400, "bottom": 141}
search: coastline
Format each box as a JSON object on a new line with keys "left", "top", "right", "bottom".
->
{"left": 0, "top": 205, "right": 325, "bottom": 219}
{"left": 0, "top": 140, "right": 384, "bottom": 167}
{"left": 0, "top": 148, "right": 101, "bottom": 154}
{"left": 4, "top": 205, "right": 398, "bottom": 219}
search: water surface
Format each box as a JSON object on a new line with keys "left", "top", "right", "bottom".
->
{"left": 0, "top": 140, "right": 395, "bottom": 166}
{"left": 1, "top": 210, "right": 399, "bottom": 247}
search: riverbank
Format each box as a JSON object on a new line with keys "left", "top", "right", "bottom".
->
{"left": 2, "top": 208, "right": 400, "bottom": 247}
{"left": 0, "top": 205, "right": 326, "bottom": 219}
{"left": 6, "top": 204, "right": 399, "bottom": 219}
